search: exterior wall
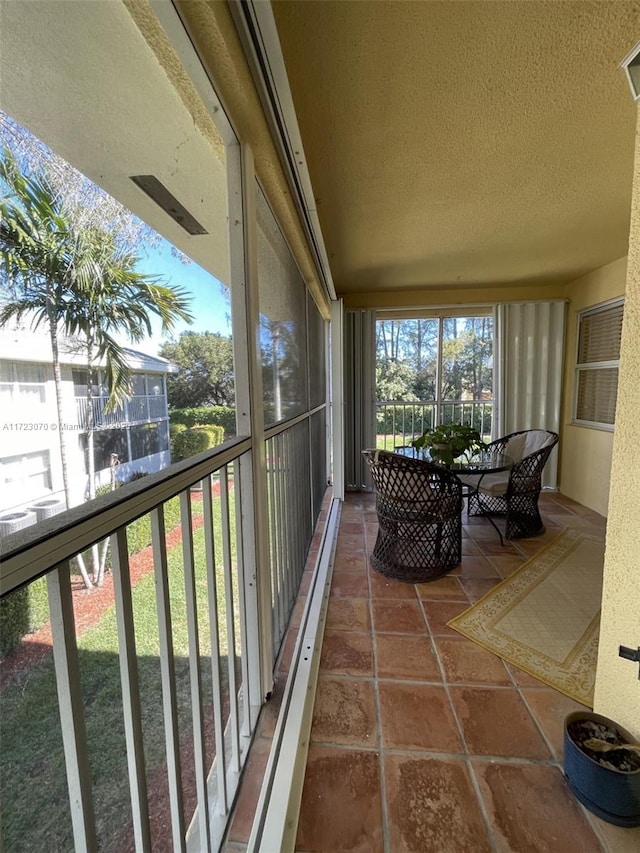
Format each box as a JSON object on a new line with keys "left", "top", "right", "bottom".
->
{"left": 342, "top": 282, "right": 567, "bottom": 310}
{"left": 0, "top": 356, "right": 172, "bottom": 520}
{"left": 558, "top": 257, "right": 627, "bottom": 515}
{"left": 594, "top": 119, "right": 640, "bottom": 737}
{"left": 0, "top": 363, "right": 84, "bottom": 513}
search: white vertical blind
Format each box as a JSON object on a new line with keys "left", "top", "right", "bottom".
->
{"left": 496, "top": 301, "right": 566, "bottom": 488}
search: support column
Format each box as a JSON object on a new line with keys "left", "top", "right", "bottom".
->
{"left": 594, "top": 111, "right": 640, "bottom": 737}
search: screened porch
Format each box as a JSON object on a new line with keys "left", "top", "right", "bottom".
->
{"left": 1, "top": 1, "right": 640, "bottom": 852}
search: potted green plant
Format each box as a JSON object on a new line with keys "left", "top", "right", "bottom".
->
{"left": 411, "top": 423, "right": 481, "bottom": 466}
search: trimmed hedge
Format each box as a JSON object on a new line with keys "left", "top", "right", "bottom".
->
{"left": 172, "top": 424, "right": 225, "bottom": 461}
{"left": 0, "top": 576, "right": 49, "bottom": 659}
{"left": 126, "top": 495, "right": 182, "bottom": 555}
{"left": 169, "top": 406, "right": 236, "bottom": 436}
{"left": 376, "top": 404, "right": 434, "bottom": 440}
{"left": 0, "top": 587, "right": 30, "bottom": 658}
{"left": 169, "top": 422, "right": 187, "bottom": 440}
{"left": 169, "top": 422, "right": 187, "bottom": 461}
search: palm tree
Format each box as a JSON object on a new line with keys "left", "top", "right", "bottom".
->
{"left": 0, "top": 150, "right": 193, "bottom": 586}
{"left": 67, "top": 228, "right": 194, "bottom": 584}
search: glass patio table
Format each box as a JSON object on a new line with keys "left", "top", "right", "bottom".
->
{"left": 394, "top": 446, "right": 515, "bottom": 544}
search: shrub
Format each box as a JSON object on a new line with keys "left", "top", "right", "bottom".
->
{"left": 169, "top": 422, "right": 187, "bottom": 439}
{"left": 125, "top": 495, "right": 182, "bottom": 555}
{"left": 71, "top": 494, "right": 184, "bottom": 584}
{"left": 125, "top": 471, "right": 149, "bottom": 484}
{"left": 95, "top": 483, "right": 118, "bottom": 497}
{"left": 169, "top": 406, "right": 236, "bottom": 436}
{"left": 0, "top": 586, "right": 30, "bottom": 658}
{"left": 1, "top": 573, "right": 57, "bottom": 659}
{"left": 172, "top": 425, "right": 225, "bottom": 461}
{"left": 170, "top": 422, "right": 187, "bottom": 461}
{"left": 376, "top": 404, "right": 434, "bottom": 439}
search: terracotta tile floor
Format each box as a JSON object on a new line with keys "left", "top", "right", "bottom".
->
{"left": 224, "top": 492, "right": 640, "bottom": 853}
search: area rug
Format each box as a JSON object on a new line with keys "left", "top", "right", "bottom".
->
{"left": 448, "top": 528, "right": 605, "bottom": 707}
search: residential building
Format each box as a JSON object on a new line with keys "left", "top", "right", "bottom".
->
{"left": 0, "top": 324, "right": 174, "bottom": 525}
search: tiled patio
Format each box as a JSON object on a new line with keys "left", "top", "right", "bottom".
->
{"left": 224, "top": 492, "right": 640, "bottom": 852}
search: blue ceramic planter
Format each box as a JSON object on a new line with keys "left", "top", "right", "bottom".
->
{"left": 564, "top": 711, "right": 640, "bottom": 827}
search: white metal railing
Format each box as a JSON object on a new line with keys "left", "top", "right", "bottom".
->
{"left": 375, "top": 399, "right": 494, "bottom": 450}
{"left": 265, "top": 419, "right": 315, "bottom": 660}
{"left": 127, "top": 395, "right": 150, "bottom": 423}
{"left": 74, "top": 394, "right": 168, "bottom": 429}
{"left": 0, "top": 437, "right": 261, "bottom": 852}
{"left": 75, "top": 396, "right": 126, "bottom": 429}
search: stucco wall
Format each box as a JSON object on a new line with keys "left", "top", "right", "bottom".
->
{"left": 342, "top": 282, "right": 566, "bottom": 311}
{"left": 593, "top": 116, "right": 640, "bottom": 736}
{"left": 558, "top": 258, "right": 627, "bottom": 516}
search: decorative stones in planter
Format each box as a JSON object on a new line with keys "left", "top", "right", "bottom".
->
{"left": 564, "top": 711, "right": 640, "bottom": 827}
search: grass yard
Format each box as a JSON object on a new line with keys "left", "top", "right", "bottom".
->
{"left": 0, "top": 495, "right": 241, "bottom": 853}
{"left": 376, "top": 432, "right": 416, "bottom": 451}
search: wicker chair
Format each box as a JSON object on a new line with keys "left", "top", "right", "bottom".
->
{"left": 460, "top": 429, "right": 558, "bottom": 540}
{"left": 362, "top": 449, "right": 463, "bottom": 583}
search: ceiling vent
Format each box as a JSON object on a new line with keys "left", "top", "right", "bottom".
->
{"left": 129, "top": 175, "right": 208, "bottom": 235}
{"left": 620, "top": 40, "right": 640, "bottom": 101}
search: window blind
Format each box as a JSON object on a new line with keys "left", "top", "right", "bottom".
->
{"left": 576, "top": 368, "right": 619, "bottom": 425}
{"left": 578, "top": 303, "right": 623, "bottom": 364}
{"left": 575, "top": 300, "right": 624, "bottom": 427}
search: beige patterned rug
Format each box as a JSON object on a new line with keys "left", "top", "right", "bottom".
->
{"left": 448, "top": 528, "right": 604, "bottom": 707}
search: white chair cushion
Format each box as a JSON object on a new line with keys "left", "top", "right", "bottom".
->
{"left": 522, "top": 430, "right": 555, "bottom": 457}
{"left": 476, "top": 472, "right": 511, "bottom": 496}
{"left": 458, "top": 472, "right": 510, "bottom": 496}
{"left": 457, "top": 474, "right": 481, "bottom": 489}
{"left": 505, "top": 433, "right": 526, "bottom": 462}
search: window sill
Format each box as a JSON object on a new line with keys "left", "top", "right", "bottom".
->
{"left": 569, "top": 420, "right": 615, "bottom": 433}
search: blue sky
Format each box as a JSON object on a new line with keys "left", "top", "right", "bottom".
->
{"left": 126, "top": 235, "right": 232, "bottom": 356}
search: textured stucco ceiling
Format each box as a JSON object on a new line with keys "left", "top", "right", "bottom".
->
{"left": 272, "top": 0, "right": 640, "bottom": 295}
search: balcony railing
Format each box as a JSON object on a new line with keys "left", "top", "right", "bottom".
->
{"left": 375, "top": 399, "right": 494, "bottom": 450}
{"left": 0, "top": 395, "right": 328, "bottom": 851}
{"left": 74, "top": 394, "right": 168, "bottom": 429}
{"left": 0, "top": 438, "right": 262, "bottom": 852}
{"left": 266, "top": 422, "right": 312, "bottom": 656}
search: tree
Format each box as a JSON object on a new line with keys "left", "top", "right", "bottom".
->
{"left": 160, "top": 331, "right": 235, "bottom": 409}
{"left": 374, "top": 315, "right": 494, "bottom": 434}
{"left": 441, "top": 317, "right": 493, "bottom": 404}
{"left": 0, "top": 150, "right": 193, "bottom": 586}
{"left": 376, "top": 360, "right": 418, "bottom": 402}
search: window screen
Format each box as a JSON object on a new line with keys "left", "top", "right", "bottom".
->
{"left": 256, "top": 183, "right": 308, "bottom": 426}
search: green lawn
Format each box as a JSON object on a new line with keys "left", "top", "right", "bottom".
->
{"left": 0, "top": 496, "right": 240, "bottom": 852}
{"left": 376, "top": 432, "right": 416, "bottom": 451}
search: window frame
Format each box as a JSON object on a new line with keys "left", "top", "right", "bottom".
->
{"left": 572, "top": 297, "right": 624, "bottom": 432}
{"left": 0, "top": 360, "right": 48, "bottom": 405}
{"left": 374, "top": 311, "right": 495, "bottom": 431}
{"left": 0, "top": 449, "right": 52, "bottom": 503}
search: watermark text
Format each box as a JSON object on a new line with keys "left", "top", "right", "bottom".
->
{"left": 2, "top": 422, "right": 83, "bottom": 432}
